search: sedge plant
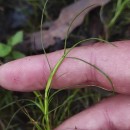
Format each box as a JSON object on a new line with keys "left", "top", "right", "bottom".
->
{"left": 2, "top": 1, "right": 116, "bottom": 130}
{"left": 33, "top": 1, "right": 115, "bottom": 130}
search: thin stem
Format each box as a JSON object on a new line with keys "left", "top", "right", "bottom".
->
{"left": 40, "top": 0, "right": 51, "bottom": 71}
{"left": 64, "top": 4, "right": 95, "bottom": 54}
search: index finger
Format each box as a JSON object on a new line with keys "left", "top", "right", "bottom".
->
{"left": 0, "top": 40, "right": 130, "bottom": 94}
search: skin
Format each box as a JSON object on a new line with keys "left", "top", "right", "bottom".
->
{"left": 0, "top": 40, "right": 130, "bottom": 129}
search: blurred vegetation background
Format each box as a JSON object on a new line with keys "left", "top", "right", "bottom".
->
{"left": 0, "top": 0, "right": 130, "bottom": 130}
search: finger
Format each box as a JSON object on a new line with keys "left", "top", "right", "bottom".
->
{"left": 55, "top": 95, "right": 130, "bottom": 130}
{"left": 0, "top": 40, "right": 130, "bottom": 93}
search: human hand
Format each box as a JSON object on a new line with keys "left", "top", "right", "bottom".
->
{"left": 0, "top": 40, "right": 130, "bottom": 130}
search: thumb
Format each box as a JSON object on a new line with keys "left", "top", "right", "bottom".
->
{"left": 55, "top": 95, "right": 130, "bottom": 130}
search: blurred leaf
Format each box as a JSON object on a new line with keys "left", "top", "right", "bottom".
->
{"left": 7, "top": 31, "right": 23, "bottom": 47}
{"left": 12, "top": 51, "right": 25, "bottom": 59}
{"left": 0, "top": 43, "right": 12, "bottom": 57}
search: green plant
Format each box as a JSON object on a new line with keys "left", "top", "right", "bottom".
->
{"left": 1, "top": 1, "right": 117, "bottom": 130}
{"left": 108, "top": 0, "right": 130, "bottom": 28}
{"left": 100, "top": 0, "right": 130, "bottom": 40}
{"left": 0, "top": 31, "right": 25, "bottom": 60}
{"left": 32, "top": 2, "right": 115, "bottom": 130}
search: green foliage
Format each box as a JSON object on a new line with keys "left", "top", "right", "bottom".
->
{"left": 108, "top": 0, "right": 130, "bottom": 28}
{"left": 7, "top": 31, "right": 23, "bottom": 47}
{"left": 0, "top": 31, "right": 25, "bottom": 60}
{"left": 0, "top": 43, "right": 12, "bottom": 57}
{"left": 12, "top": 51, "right": 25, "bottom": 59}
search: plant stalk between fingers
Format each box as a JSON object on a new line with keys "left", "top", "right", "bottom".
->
{"left": 43, "top": 37, "right": 115, "bottom": 130}
{"left": 44, "top": 56, "right": 65, "bottom": 130}
{"left": 40, "top": 2, "right": 115, "bottom": 130}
